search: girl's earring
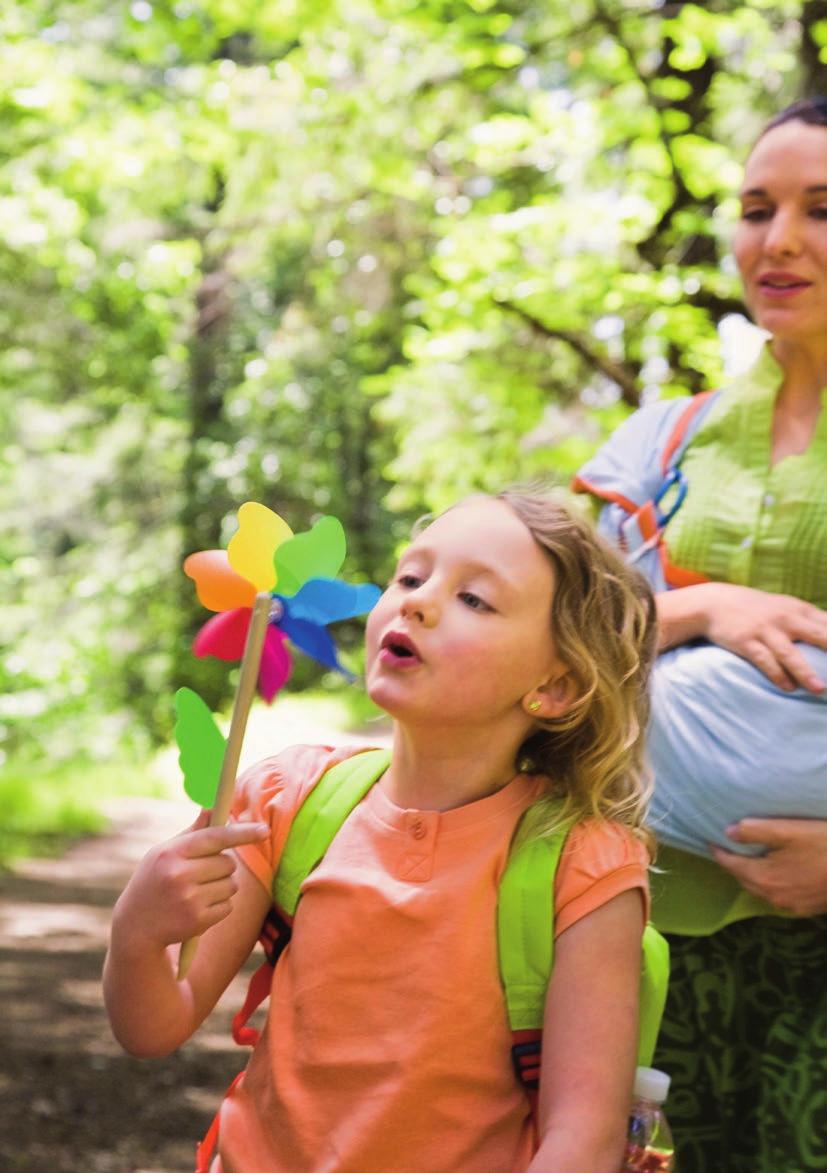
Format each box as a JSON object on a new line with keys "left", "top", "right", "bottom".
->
{"left": 528, "top": 699, "right": 541, "bottom": 713}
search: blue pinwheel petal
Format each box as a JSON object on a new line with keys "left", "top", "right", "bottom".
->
{"left": 279, "top": 613, "right": 354, "bottom": 678}
{"left": 288, "top": 578, "right": 382, "bottom": 625}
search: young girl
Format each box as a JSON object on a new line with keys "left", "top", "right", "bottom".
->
{"left": 104, "top": 490, "right": 656, "bottom": 1173}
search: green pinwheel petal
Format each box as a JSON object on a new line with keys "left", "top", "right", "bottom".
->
{"left": 174, "top": 687, "right": 226, "bottom": 807}
{"left": 273, "top": 515, "right": 346, "bottom": 596}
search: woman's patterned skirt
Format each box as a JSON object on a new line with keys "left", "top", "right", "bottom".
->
{"left": 655, "top": 915, "right": 827, "bottom": 1172}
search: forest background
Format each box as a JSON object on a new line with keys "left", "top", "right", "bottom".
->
{"left": 3, "top": 0, "right": 827, "bottom": 861}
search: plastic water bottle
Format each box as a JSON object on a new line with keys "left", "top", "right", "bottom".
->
{"left": 622, "top": 1066, "right": 675, "bottom": 1172}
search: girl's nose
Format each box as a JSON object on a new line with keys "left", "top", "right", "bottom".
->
{"left": 400, "top": 591, "right": 438, "bottom": 627}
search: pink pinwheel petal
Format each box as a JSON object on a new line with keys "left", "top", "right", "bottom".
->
{"left": 259, "top": 627, "right": 292, "bottom": 702}
{"left": 193, "top": 608, "right": 251, "bottom": 660}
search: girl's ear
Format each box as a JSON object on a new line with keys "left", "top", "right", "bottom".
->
{"left": 522, "top": 666, "right": 578, "bottom": 720}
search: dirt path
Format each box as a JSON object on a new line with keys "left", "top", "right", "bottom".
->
{"left": 0, "top": 713, "right": 392, "bottom": 1171}
{"left": 0, "top": 795, "right": 257, "bottom": 1172}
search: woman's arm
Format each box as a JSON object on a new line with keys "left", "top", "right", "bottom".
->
{"left": 657, "top": 582, "right": 827, "bottom": 693}
{"left": 103, "top": 812, "right": 271, "bottom": 1057}
{"left": 528, "top": 889, "right": 644, "bottom": 1173}
{"left": 713, "top": 817, "right": 827, "bottom": 916}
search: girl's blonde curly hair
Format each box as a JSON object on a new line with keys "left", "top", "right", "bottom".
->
{"left": 496, "top": 489, "right": 657, "bottom": 855}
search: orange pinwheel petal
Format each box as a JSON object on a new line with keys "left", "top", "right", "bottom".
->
{"left": 227, "top": 501, "right": 293, "bottom": 592}
{"left": 183, "top": 550, "right": 257, "bottom": 612}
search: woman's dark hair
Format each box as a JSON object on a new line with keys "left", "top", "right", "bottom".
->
{"left": 760, "top": 96, "right": 827, "bottom": 138}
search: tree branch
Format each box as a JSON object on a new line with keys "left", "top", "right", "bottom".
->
{"left": 496, "top": 298, "right": 640, "bottom": 406}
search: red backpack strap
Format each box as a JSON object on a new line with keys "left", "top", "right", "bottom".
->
{"left": 195, "top": 1071, "right": 245, "bottom": 1172}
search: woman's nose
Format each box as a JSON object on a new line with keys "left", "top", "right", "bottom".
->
{"left": 764, "top": 209, "right": 802, "bottom": 258}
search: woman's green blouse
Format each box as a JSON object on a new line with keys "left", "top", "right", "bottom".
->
{"left": 664, "top": 344, "right": 827, "bottom": 610}
{"left": 652, "top": 345, "right": 827, "bottom": 936}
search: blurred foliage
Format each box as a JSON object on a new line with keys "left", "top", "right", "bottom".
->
{"left": 1, "top": 0, "right": 825, "bottom": 809}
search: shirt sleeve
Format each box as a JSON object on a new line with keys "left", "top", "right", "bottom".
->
{"left": 230, "top": 743, "right": 364, "bottom": 898}
{"left": 554, "top": 819, "right": 650, "bottom": 937}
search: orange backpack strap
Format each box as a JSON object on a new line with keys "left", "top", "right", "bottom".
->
{"left": 573, "top": 390, "right": 719, "bottom": 592}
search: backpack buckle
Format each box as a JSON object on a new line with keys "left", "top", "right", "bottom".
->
{"left": 511, "top": 1031, "right": 543, "bottom": 1091}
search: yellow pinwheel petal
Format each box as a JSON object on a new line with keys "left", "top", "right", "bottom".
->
{"left": 227, "top": 501, "right": 293, "bottom": 592}
{"left": 183, "top": 550, "right": 257, "bottom": 612}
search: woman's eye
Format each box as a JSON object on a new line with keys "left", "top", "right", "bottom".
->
{"left": 459, "top": 591, "right": 491, "bottom": 612}
{"left": 741, "top": 206, "right": 771, "bottom": 222}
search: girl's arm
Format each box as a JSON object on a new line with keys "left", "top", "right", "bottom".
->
{"left": 528, "top": 888, "right": 643, "bottom": 1173}
{"left": 656, "top": 582, "right": 827, "bottom": 694}
{"left": 103, "top": 812, "right": 271, "bottom": 1058}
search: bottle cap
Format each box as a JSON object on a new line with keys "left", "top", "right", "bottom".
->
{"left": 633, "top": 1066, "right": 671, "bottom": 1103}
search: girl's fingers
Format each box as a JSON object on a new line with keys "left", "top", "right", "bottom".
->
{"left": 183, "top": 821, "right": 270, "bottom": 858}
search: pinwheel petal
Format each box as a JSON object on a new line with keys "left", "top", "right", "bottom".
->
{"left": 174, "top": 687, "right": 225, "bottom": 807}
{"left": 193, "top": 608, "right": 251, "bottom": 660}
{"left": 259, "top": 627, "right": 292, "bottom": 702}
{"left": 228, "top": 501, "right": 293, "bottom": 592}
{"left": 184, "top": 550, "right": 257, "bottom": 612}
{"left": 280, "top": 614, "right": 352, "bottom": 676}
{"left": 273, "top": 516, "right": 347, "bottom": 596}
{"left": 290, "top": 578, "right": 382, "bottom": 625}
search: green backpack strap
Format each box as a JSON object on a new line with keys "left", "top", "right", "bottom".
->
{"left": 637, "top": 924, "right": 670, "bottom": 1067}
{"left": 497, "top": 803, "right": 670, "bottom": 1089}
{"left": 497, "top": 803, "right": 569, "bottom": 1034}
{"left": 272, "top": 747, "right": 391, "bottom": 916}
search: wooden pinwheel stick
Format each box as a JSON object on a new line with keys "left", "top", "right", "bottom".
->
{"left": 177, "top": 591, "right": 273, "bottom": 980}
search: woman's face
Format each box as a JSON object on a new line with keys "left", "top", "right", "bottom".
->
{"left": 733, "top": 120, "right": 827, "bottom": 344}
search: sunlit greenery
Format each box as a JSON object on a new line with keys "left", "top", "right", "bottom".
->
{"left": 2, "top": 0, "right": 825, "bottom": 852}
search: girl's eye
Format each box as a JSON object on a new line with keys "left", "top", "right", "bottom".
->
{"left": 397, "top": 573, "right": 421, "bottom": 589}
{"left": 459, "top": 591, "right": 492, "bottom": 612}
{"left": 810, "top": 206, "right": 827, "bottom": 220}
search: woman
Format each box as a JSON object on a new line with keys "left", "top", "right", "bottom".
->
{"left": 576, "top": 97, "right": 827, "bottom": 1172}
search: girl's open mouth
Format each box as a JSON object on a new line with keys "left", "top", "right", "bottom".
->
{"left": 379, "top": 631, "right": 422, "bottom": 668}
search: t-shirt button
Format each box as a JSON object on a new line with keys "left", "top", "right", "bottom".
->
{"left": 740, "top": 535, "right": 753, "bottom": 549}
{"left": 763, "top": 493, "right": 775, "bottom": 508}
{"left": 410, "top": 820, "right": 427, "bottom": 840}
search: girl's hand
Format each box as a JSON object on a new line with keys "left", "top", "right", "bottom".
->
{"left": 713, "top": 817, "right": 827, "bottom": 916}
{"left": 113, "top": 811, "right": 270, "bottom": 952}
{"left": 658, "top": 583, "right": 827, "bottom": 693}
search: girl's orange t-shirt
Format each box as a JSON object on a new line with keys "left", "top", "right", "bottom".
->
{"left": 214, "top": 745, "right": 649, "bottom": 1173}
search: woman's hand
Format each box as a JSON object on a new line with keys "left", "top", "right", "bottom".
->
{"left": 112, "top": 810, "right": 270, "bottom": 952}
{"left": 713, "top": 817, "right": 827, "bottom": 916}
{"left": 657, "top": 582, "right": 827, "bottom": 693}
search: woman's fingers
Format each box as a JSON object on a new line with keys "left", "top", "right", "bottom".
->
{"left": 713, "top": 818, "right": 827, "bottom": 916}
{"left": 760, "top": 632, "right": 826, "bottom": 693}
{"left": 740, "top": 637, "right": 798, "bottom": 691}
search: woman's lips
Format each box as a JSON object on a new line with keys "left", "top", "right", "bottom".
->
{"left": 757, "top": 272, "right": 812, "bottom": 300}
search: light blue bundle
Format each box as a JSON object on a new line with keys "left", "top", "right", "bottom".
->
{"left": 576, "top": 395, "right": 827, "bottom": 859}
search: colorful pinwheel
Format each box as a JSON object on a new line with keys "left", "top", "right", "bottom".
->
{"left": 183, "top": 501, "right": 381, "bottom": 702}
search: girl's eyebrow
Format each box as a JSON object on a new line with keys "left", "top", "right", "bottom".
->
{"left": 405, "top": 545, "right": 517, "bottom": 591}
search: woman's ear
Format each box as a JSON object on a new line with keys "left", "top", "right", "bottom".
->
{"left": 522, "top": 666, "right": 577, "bottom": 720}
